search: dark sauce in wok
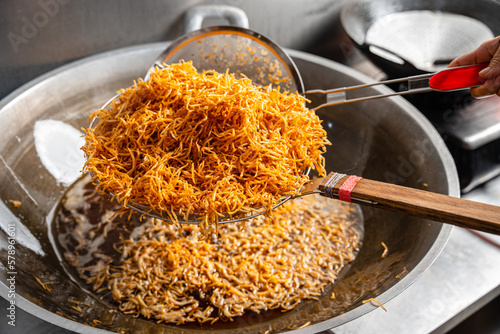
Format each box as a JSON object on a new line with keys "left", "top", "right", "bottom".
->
{"left": 50, "top": 174, "right": 363, "bottom": 329}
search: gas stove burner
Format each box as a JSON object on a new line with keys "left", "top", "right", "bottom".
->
{"left": 428, "top": 96, "right": 500, "bottom": 192}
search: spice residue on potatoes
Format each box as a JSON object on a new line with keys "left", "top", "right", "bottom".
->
{"left": 82, "top": 61, "right": 329, "bottom": 225}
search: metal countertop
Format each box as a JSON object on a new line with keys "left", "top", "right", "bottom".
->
{"left": 331, "top": 176, "right": 500, "bottom": 334}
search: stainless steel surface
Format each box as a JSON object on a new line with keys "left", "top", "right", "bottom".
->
{"left": 0, "top": 42, "right": 456, "bottom": 333}
{"left": 428, "top": 89, "right": 500, "bottom": 193}
{"left": 330, "top": 226, "right": 500, "bottom": 334}
{"left": 0, "top": 0, "right": 348, "bottom": 99}
{"left": 432, "top": 96, "right": 500, "bottom": 151}
{"left": 429, "top": 95, "right": 500, "bottom": 193}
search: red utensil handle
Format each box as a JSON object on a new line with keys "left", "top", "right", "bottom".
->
{"left": 429, "top": 63, "right": 488, "bottom": 91}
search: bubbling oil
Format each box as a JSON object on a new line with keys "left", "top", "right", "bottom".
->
{"left": 51, "top": 173, "right": 363, "bottom": 326}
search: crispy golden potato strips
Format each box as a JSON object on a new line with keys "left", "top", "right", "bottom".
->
{"left": 82, "top": 61, "right": 329, "bottom": 224}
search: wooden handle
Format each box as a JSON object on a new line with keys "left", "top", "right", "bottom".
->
{"left": 319, "top": 172, "right": 500, "bottom": 235}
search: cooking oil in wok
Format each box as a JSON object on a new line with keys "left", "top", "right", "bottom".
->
{"left": 50, "top": 173, "right": 364, "bottom": 327}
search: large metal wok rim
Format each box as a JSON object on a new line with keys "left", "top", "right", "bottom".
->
{"left": 0, "top": 42, "right": 457, "bottom": 333}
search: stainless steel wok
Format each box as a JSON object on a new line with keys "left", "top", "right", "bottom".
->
{"left": 340, "top": 0, "right": 500, "bottom": 77}
{"left": 0, "top": 42, "right": 457, "bottom": 333}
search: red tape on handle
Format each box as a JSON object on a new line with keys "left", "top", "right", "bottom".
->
{"left": 338, "top": 176, "right": 362, "bottom": 203}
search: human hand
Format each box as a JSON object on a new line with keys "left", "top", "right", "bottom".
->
{"left": 449, "top": 35, "right": 500, "bottom": 98}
